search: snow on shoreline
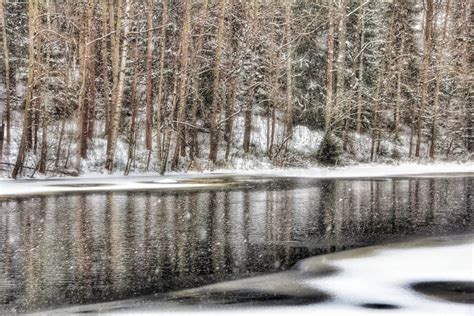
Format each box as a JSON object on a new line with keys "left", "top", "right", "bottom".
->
{"left": 0, "top": 162, "right": 472, "bottom": 197}
{"left": 212, "top": 161, "right": 474, "bottom": 178}
{"left": 3, "top": 161, "right": 474, "bottom": 180}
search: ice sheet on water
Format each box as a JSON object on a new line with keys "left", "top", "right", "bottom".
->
{"left": 35, "top": 235, "right": 473, "bottom": 316}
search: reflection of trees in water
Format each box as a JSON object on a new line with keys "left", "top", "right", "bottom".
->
{"left": 0, "top": 177, "right": 472, "bottom": 312}
{"left": 466, "top": 178, "right": 472, "bottom": 223}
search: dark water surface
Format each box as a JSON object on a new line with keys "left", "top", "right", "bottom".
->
{"left": 0, "top": 175, "right": 472, "bottom": 313}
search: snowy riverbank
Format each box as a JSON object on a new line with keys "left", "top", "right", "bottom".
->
{"left": 0, "top": 162, "right": 472, "bottom": 197}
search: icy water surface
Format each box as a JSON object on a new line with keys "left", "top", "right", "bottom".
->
{"left": 0, "top": 175, "right": 472, "bottom": 313}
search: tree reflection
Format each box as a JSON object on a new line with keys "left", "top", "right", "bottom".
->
{"left": 0, "top": 177, "right": 472, "bottom": 313}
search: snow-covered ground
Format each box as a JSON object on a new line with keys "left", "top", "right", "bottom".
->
{"left": 213, "top": 161, "right": 474, "bottom": 178}
{"left": 30, "top": 235, "right": 474, "bottom": 316}
{"left": 2, "top": 110, "right": 472, "bottom": 179}
{"left": 0, "top": 162, "right": 472, "bottom": 197}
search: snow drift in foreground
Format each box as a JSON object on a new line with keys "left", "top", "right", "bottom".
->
{"left": 0, "top": 162, "right": 472, "bottom": 197}
{"left": 32, "top": 235, "right": 474, "bottom": 316}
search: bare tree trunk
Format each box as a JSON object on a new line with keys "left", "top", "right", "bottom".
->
{"left": 55, "top": 120, "right": 66, "bottom": 169}
{"left": 268, "top": 50, "right": 280, "bottom": 158}
{"left": 156, "top": 0, "right": 168, "bottom": 164}
{"left": 160, "top": 56, "right": 179, "bottom": 175}
{"left": 224, "top": 0, "right": 240, "bottom": 161}
{"left": 243, "top": 1, "right": 258, "bottom": 154}
{"left": 108, "top": 0, "right": 121, "bottom": 137}
{"left": 76, "top": 2, "right": 93, "bottom": 171}
{"left": 335, "top": 0, "right": 347, "bottom": 130}
{"left": 12, "top": 0, "right": 37, "bottom": 178}
{"left": 284, "top": 0, "right": 293, "bottom": 139}
{"left": 461, "top": 1, "right": 472, "bottom": 152}
{"left": 0, "top": 0, "right": 10, "bottom": 145}
{"left": 430, "top": 0, "right": 450, "bottom": 158}
{"left": 105, "top": 0, "right": 130, "bottom": 172}
{"left": 370, "top": 82, "right": 381, "bottom": 162}
{"left": 325, "top": 0, "right": 335, "bottom": 132}
{"left": 409, "top": 111, "right": 415, "bottom": 157}
{"left": 416, "top": 0, "right": 434, "bottom": 157}
{"left": 87, "top": 40, "right": 97, "bottom": 142}
{"left": 101, "top": 0, "right": 110, "bottom": 133}
{"left": 32, "top": 96, "right": 39, "bottom": 153}
{"left": 39, "top": 103, "right": 48, "bottom": 174}
{"left": 208, "top": 0, "right": 226, "bottom": 163}
{"left": 242, "top": 89, "right": 253, "bottom": 153}
{"left": 145, "top": 0, "right": 154, "bottom": 152}
{"left": 356, "top": 5, "right": 365, "bottom": 134}
{"left": 394, "top": 36, "right": 404, "bottom": 139}
{"left": 171, "top": 0, "right": 192, "bottom": 170}
{"left": 0, "top": 123, "right": 3, "bottom": 161}
{"left": 38, "top": 0, "right": 51, "bottom": 174}
{"left": 225, "top": 78, "right": 237, "bottom": 161}
{"left": 125, "top": 38, "right": 139, "bottom": 175}
{"left": 189, "top": 0, "right": 209, "bottom": 161}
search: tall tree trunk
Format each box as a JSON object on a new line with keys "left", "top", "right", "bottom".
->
{"left": 125, "top": 38, "right": 139, "bottom": 175}
{"left": 356, "top": 5, "right": 365, "bottom": 134}
{"left": 0, "top": 0, "right": 10, "bottom": 145}
{"left": 87, "top": 36, "right": 97, "bottom": 142}
{"left": 189, "top": 0, "right": 209, "bottom": 161}
{"left": 335, "top": 0, "right": 347, "bottom": 130}
{"left": 39, "top": 0, "right": 52, "bottom": 174}
{"left": 101, "top": 0, "right": 110, "bottom": 134}
{"left": 76, "top": 2, "right": 93, "bottom": 171}
{"left": 12, "top": 0, "right": 37, "bottom": 178}
{"left": 242, "top": 84, "right": 253, "bottom": 153}
{"left": 145, "top": 0, "right": 154, "bottom": 152}
{"left": 459, "top": 0, "right": 472, "bottom": 152}
{"left": 284, "top": 0, "right": 293, "bottom": 139}
{"left": 394, "top": 36, "right": 404, "bottom": 139}
{"left": 224, "top": 0, "right": 239, "bottom": 161}
{"left": 430, "top": 0, "right": 450, "bottom": 158}
{"left": 160, "top": 56, "right": 180, "bottom": 175}
{"left": 208, "top": 0, "right": 226, "bottom": 163}
{"left": 243, "top": 1, "right": 258, "bottom": 154}
{"left": 370, "top": 80, "right": 381, "bottom": 162}
{"left": 39, "top": 103, "right": 48, "bottom": 174}
{"left": 268, "top": 51, "right": 281, "bottom": 158}
{"left": 55, "top": 120, "right": 66, "bottom": 169}
{"left": 171, "top": 0, "right": 192, "bottom": 170}
{"left": 156, "top": 0, "right": 168, "bottom": 164}
{"left": 416, "top": 0, "right": 434, "bottom": 157}
{"left": 105, "top": 0, "right": 130, "bottom": 172}
{"left": 225, "top": 78, "right": 237, "bottom": 161}
{"left": 325, "top": 0, "right": 335, "bottom": 132}
{"left": 108, "top": 0, "right": 121, "bottom": 137}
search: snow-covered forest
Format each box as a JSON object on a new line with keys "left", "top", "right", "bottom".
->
{"left": 0, "top": 0, "right": 472, "bottom": 178}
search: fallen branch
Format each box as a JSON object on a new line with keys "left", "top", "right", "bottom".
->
{"left": 172, "top": 120, "right": 210, "bottom": 133}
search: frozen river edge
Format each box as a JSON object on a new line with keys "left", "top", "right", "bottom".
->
{"left": 1, "top": 162, "right": 473, "bottom": 197}
{"left": 30, "top": 235, "right": 474, "bottom": 316}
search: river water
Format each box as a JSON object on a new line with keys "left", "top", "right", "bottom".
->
{"left": 0, "top": 175, "right": 472, "bottom": 313}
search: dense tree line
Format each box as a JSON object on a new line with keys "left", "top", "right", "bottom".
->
{"left": 0, "top": 0, "right": 472, "bottom": 177}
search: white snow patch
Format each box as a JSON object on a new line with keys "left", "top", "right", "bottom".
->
{"left": 153, "top": 179, "right": 178, "bottom": 184}
{"left": 0, "top": 162, "right": 472, "bottom": 197}
{"left": 34, "top": 236, "right": 474, "bottom": 316}
{"left": 213, "top": 162, "right": 474, "bottom": 178}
